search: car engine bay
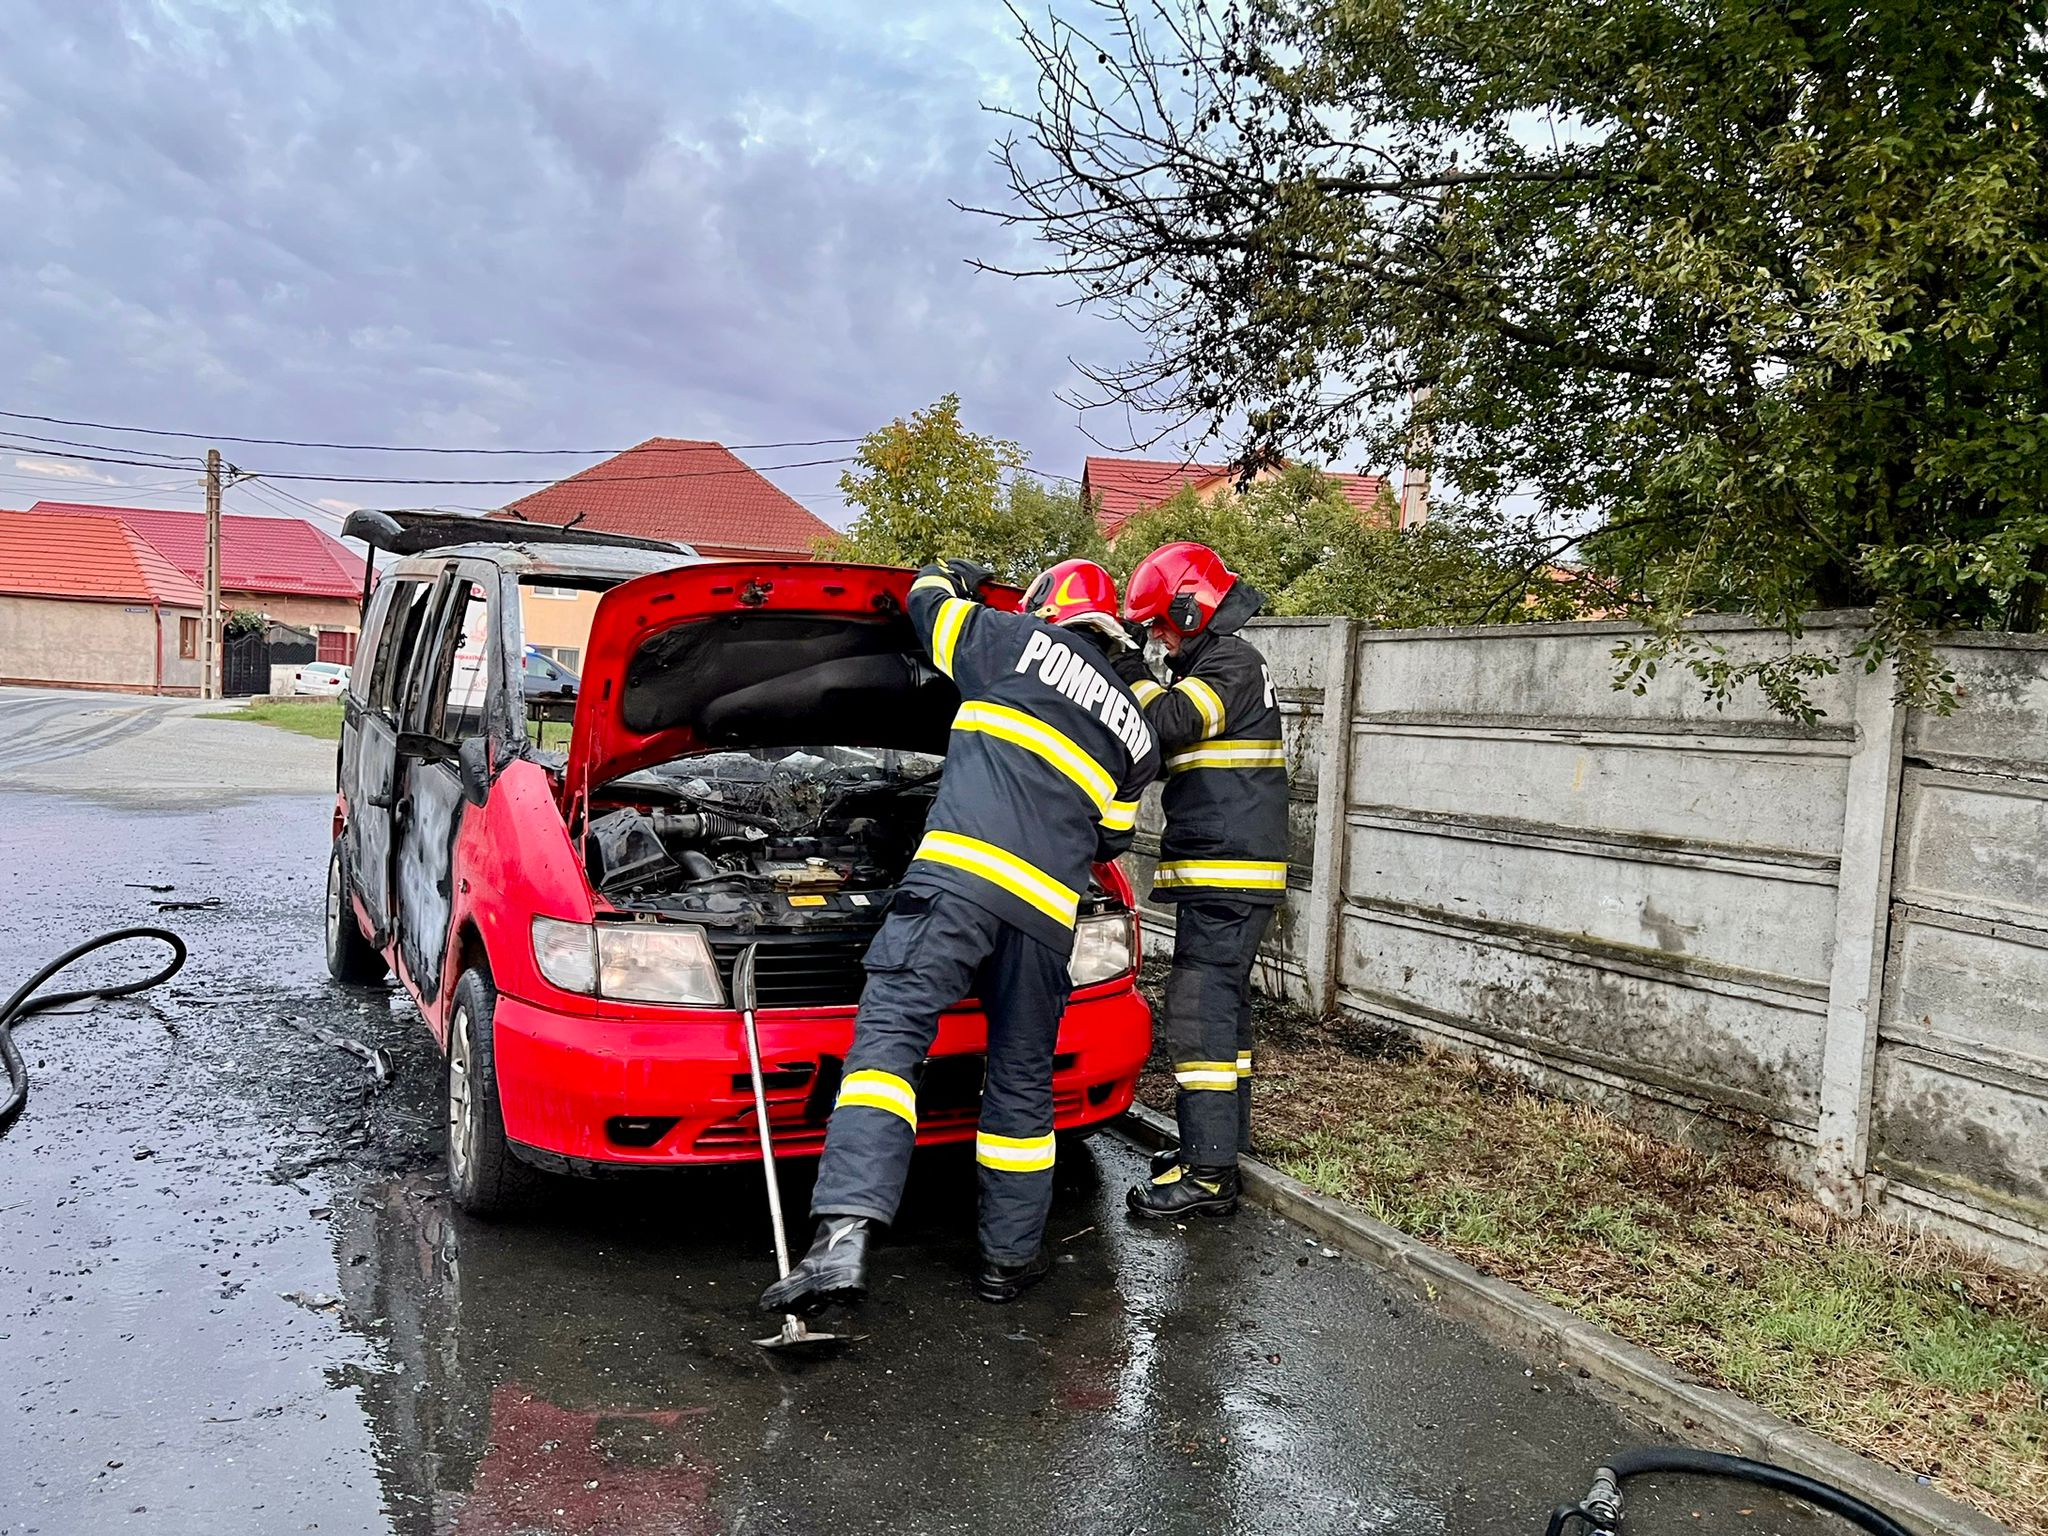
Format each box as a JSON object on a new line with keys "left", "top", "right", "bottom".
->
{"left": 584, "top": 748, "right": 942, "bottom": 922}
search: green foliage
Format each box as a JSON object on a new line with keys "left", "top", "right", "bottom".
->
{"left": 824, "top": 394, "right": 1105, "bottom": 584}
{"left": 1108, "top": 464, "right": 1580, "bottom": 626}
{"left": 997, "top": 0, "right": 2048, "bottom": 713}
{"left": 225, "top": 608, "right": 265, "bottom": 635}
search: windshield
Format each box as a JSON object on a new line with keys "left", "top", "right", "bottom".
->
{"left": 519, "top": 573, "right": 614, "bottom": 750}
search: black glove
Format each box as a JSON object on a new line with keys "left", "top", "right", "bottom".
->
{"left": 1111, "top": 646, "right": 1154, "bottom": 685}
{"left": 942, "top": 558, "right": 997, "bottom": 601}
{"left": 915, "top": 560, "right": 977, "bottom": 602}
{"left": 1121, "top": 619, "right": 1151, "bottom": 651}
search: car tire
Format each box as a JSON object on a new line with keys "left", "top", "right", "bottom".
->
{"left": 446, "top": 967, "right": 540, "bottom": 1217}
{"left": 325, "top": 841, "right": 388, "bottom": 985}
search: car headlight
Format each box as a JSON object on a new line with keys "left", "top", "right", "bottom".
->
{"left": 1068, "top": 911, "right": 1135, "bottom": 988}
{"left": 530, "top": 916, "right": 724, "bottom": 1006}
{"left": 531, "top": 916, "right": 597, "bottom": 994}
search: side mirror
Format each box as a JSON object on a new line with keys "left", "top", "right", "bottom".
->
{"left": 457, "top": 736, "right": 493, "bottom": 807}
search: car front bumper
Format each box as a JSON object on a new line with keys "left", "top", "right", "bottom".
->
{"left": 489, "top": 985, "right": 1152, "bottom": 1169}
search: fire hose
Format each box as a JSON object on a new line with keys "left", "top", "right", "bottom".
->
{"left": 1548, "top": 1447, "right": 1918, "bottom": 1535}
{"left": 0, "top": 927, "right": 188, "bottom": 1138}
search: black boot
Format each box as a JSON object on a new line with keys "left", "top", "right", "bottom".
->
{"left": 1149, "top": 1145, "right": 1182, "bottom": 1178}
{"left": 759, "top": 1217, "right": 873, "bottom": 1314}
{"left": 1126, "top": 1162, "right": 1240, "bottom": 1220}
{"left": 973, "top": 1246, "right": 1054, "bottom": 1304}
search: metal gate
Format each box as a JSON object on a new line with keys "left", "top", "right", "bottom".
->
{"left": 222, "top": 630, "right": 272, "bottom": 696}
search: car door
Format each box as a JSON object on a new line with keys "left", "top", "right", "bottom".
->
{"left": 390, "top": 565, "right": 503, "bottom": 1003}
{"left": 343, "top": 573, "right": 439, "bottom": 940}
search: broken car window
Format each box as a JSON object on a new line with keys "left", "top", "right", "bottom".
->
{"left": 369, "top": 578, "right": 436, "bottom": 718}
{"left": 429, "top": 583, "right": 493, "bottom": 742}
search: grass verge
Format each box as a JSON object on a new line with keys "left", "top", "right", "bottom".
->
{"left": 1137, "top": 965, "right": 2048, "bottom": 1533}
{"left": 213, "top": 699, "right": 345, "bottom": 740}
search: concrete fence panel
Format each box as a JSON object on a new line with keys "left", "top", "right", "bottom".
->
{"left": 1876, "top": 637, "right": 2048, "bottom": 1263}
{"left": 1132, "top": 612, "right": 2047, "bottom": 1264}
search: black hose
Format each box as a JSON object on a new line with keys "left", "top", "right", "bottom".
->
{"left": 1598, "top": 1448, "right": 1919, "bottom": 1536}
{"left": 0, "top": 927, "right": 188, "bottom": 1138}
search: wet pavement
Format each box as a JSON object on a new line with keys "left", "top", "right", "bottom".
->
{"left": 1, "top": 694, "right": 1838, "bottom": 1535}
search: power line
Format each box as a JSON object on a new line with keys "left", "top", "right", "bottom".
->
{"left": 0, "top": 407, "right": 858, "bottom": 456}
{"left": 245, "top": 454, "right": 859, "bottom": 486}
{"left": 0, "top": 426, "right": 202, "bottom": 469}
{"left": 0, "top": 437, "right": 857, "bottom": 487}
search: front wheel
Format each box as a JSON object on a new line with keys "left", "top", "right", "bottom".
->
{"left": 325, "top": 842, "right": 388, "bottom": 985}
{"left": 446, "top": 968, "right": 539, "bottom": 1216}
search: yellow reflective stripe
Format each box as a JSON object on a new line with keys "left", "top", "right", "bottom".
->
{"left": 913, "top": 831, "right": 1080, "bottom": 928}
{"left": 1130, "top": 678, "right": 1165, "bottom": 706}
{"left": 1175, "top": 1060, "right": 1240, "bottom": 1091}
{"left": 1237, "top": 1050, "right": 1253, "bottom": 1078}
{"left": 910, "top": 573, "right": 957, "bottom": 595}
{"left": 836, "top": 1068, "right": 917, "bottom": 1128}
{"left": 1100, "top": 798, "right": 1141, "bottom": 832}
{"left": 953, "top": 701, "right": 1116, "bottom": 812}
{"left": 975, "top": 1130, "right": 1056, "bottom": 1172}
{"left": 1155, "top": 859, "right": 1289, "bottom": 891}
{"left": 931, "top": 597, "right": 974, "bottom": 677}
{"left": 1175, "top": 676, "right": 1226, "bottom": 738}
{"left": 1164, "top": 738, "right": 1286, "bottom": 774}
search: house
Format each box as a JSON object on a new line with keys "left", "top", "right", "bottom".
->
{"left": 488, "top": 437, "right": 840, "bottom": 674}
{"left": 27, "top": 502, "right": 371, "bottom": 663}
{"left": 0, "top": 507, "right": 206, "bottom": 695}
{"left": 1079, "top": 456, "right": 1403, "bottom": 541}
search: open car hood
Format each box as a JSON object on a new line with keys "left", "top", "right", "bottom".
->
{"left": 563, "top": 561, "right": 1009, "bottom": 801}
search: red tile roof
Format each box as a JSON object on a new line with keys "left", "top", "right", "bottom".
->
{"left": 493, "top": 437, "right": 838, "bottom": 558}
{"left": 1081, "top": 455, "right": 1393, "bottom": 537}
{"left": 27, "top": 503, "right": 368, "bottom": 599}
{"left": 0, "top": 508, "right": 206, "bottom": 606}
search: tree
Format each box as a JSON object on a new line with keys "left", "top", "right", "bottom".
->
{"left": 1107, "top": 464, "right": 1578, "bottom": 625}
{"left": 982, "top": 0, "right": 2048, "bottom": 712}
{"left": 824, "top": 394, "right": 1106, "bottom": 584}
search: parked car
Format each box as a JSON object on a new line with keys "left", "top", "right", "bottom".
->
{"left": 293, "top": 660, "right": 351, "bottom": 696}
{"left": 521, "top": 646, "right": 578, "bottom": 698}
{"left": 326, "top": 512, "right": 1153, "bottom": 1213}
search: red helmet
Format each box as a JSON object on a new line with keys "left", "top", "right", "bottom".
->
{"left": 1024, "top": 558, "right": 1124, "bottom": 639}
{"left": 1124, "top": 541, "right": 1237, "bottom": 636}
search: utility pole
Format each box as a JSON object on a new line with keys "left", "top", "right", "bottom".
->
{"left": 202, "top": 448, "right": 222, "bottom": 700}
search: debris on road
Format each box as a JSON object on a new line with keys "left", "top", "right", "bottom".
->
{"left": 288, "top": 1018, "right": 394, "bottom": 1085}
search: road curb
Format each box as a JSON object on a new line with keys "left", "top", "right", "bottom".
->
{"left": 1117, "top": 1104, "right": 2010, "bottom": 1536}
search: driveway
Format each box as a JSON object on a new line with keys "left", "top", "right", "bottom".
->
{"left": 0, "top": 693, "right": 1825, "bottom": 1534}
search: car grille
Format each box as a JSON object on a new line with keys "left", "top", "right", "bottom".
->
{"left": 708, "top": 929, "right": 878, "bottom": 1010}
{"left": 693, "top": 1084, "right": 1089, "bottom": 1154}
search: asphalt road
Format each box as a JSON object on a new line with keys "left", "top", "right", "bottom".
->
{"left": 0, "top": 688, "right": 1833, "bottom": 1536}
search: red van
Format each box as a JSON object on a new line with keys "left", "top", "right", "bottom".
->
{"left": 325, "top": 513, "right": 1151, "bottom": 1212}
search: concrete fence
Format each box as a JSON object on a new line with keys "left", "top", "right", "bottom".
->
{"left": 1127, "top": 613, "right": 2048, "bottom": 1268}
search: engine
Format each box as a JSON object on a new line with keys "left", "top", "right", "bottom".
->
{"left": 580, "top": 749, "right": 937, "bottom": 928}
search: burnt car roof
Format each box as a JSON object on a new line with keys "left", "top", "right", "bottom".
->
{"left": 386, "top": 541, "right": 695, "bottom": 582}
{"left": 343, "top": 508, "right": 699, "bottom": 583}
{"left": 344, "top": 508, "right": 693, "bottom": 558}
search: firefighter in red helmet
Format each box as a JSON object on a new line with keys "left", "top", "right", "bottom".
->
{"left": 763, "top": 555, "right": 1157, "bottom": 1313}
{"left": 1114, "top": 541, "right": 1288, "bottom": 1218}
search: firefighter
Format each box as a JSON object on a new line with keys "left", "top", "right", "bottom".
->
{"left": 761, "top": 557, "right": 1159, "bottom": 1311}
{"left": 1112, "top": 541, "right": 1288, "bottom": 1220}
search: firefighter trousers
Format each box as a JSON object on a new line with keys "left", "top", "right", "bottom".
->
{"left": 1165, "top": 898, "right": 1273, "bottom": 1166}
{"left": 810, "top": 887, "right": 1074, "bottom": 1265}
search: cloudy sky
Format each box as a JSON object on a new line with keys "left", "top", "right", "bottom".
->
{"left": 0, "top": 0, "right": 1156, "bottom": 530}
